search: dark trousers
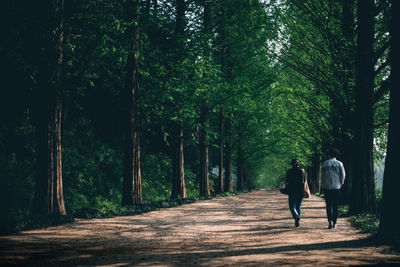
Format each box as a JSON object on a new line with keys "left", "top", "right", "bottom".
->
{"left": 324, "top": 189, "right": 340, "bottom": 224}
{"left": 289, "top": 195, "right": 303, "bottom": 219}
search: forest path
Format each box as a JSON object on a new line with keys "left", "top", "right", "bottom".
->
{"left": 1, "top": 189, "right": 400, "bottom": 266}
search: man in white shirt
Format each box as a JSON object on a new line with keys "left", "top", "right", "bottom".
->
{"left": 321, "top": 148, "right": 346, "bottom": 229}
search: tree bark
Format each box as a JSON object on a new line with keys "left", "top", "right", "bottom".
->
{"left": 350, "top": 0, "right": 376, "bottom": 214}
{"left": 199, "top": 0, "right": 212, "bottom": 197}
{"left": 378, "top": 0, "right": 400, "bottom": 240}
{"left": 171, "top": 125, "right": 187, "bottom": 199}
{"left": 122, "top": 0, "right": 142, "bottom": 206}
{"left": 199, "top": 104, "right": 210, "bottom": 197}
{"left": 339, "top": 127, "right": 353, "bottom": 204}
{"left": 338, "top": 0, "right": 355, "bottom": 205}
{"left": 243, "top": 164, "right": 248, "bottom": 189}
{"left": 237, "top": 143, "right": 244, "bottom": 191}
{"left": 224, "top": 113, "right": 233, "bottom": 192}
{"left": 32, "top": 0, "right": 66, "bottom": 217}
{"left": 309, "top": 152, "right": 320, "bottom": 194}
{"left": 169, "top": 0, "right": 187, "bottom": 199}
{"left": 218, "top": 108, "right": 224, "bottom": 193}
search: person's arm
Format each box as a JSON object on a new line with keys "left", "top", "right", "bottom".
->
{"left": 285, "top": 170, "right": 289, "bottom": 185}
{"left": 339, "top": 163, "right": 346, "bottom": 186}
{"left": 321, "top": 162, "right": 325, "bottom": 186}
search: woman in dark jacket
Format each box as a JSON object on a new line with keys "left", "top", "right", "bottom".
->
{"left": 285, "top": 158, "right": 305, "bottom": 227}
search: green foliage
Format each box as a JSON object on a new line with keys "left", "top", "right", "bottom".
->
{"left": 340, "top": 189, "right": 383, "bottom": 233}
{"left": 0, "top": 116, "right": 36, "bottom": 234}
{"left": 350, "top": 213, "right": 380, "bottom": 233}
{"left": 63, "top": 118, "right": 124, "bottom": 212}
{"left": 141, "top": 153, "right": 172, "bottom": 202}
{"left": 338, "top": 205, "right": 349, "bottom": 217}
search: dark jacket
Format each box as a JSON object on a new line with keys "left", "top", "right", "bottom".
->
{"left": 285, "top": 167, "right": 304, "bottom": 198}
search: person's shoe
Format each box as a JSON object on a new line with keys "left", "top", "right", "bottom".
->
{"left": 328, "top": 221, "right": 333, "bottom": 229}
{"left": 332, "top": 223, "right": 336, "bottom": 229}
{"left": 295, "top": 218, "right": 300, "bottom": 227}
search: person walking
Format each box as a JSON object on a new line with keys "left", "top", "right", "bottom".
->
{"left": 321, "top": 148, "right": 346, "bottom": 229}
{"left": 285, "top": 159, "right": 305, "bottom": 227}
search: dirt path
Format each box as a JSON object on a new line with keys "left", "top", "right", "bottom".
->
{"left": 1, "top": 189, "right": 400, "bottom": 266}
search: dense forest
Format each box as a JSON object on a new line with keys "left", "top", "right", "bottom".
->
{"left": 0, "top": 0, "right": 398, "bottom": 239}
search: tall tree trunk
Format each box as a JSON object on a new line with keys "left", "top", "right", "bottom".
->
{"left": 243, "top": 164, "right": 248, "bottom": 189}
{"left": 350, "top": 0, "right": 376, "bottom": 214}
{"left": 32, "top": 0, "right": 66, "bottom": 217}
{"left": 224, "top": 113, "right": 233, "bottom": 192}
{"left": 199, "top": 104, "right": 210, "bottom": 197}
{"left": 171, "top": 125, "right": 186, "bottom": 199}
{"left": 122, "top": 0, "right": 142, "bottom": 206}
{"left": 339, "top": 131, "right": 353, "bottom": 204}
{"left": 309, "top": 152, "right": 320, "bottom": 194}
{"left": 199, "top": 0, "right": 212, "bottom": 197}
{"left": 339, "top": 0, "right": 355, "bottom": 205}
{"left": 237, "top": 142, "right": 244, "bottom": 191}
{"left": 378, "top": 0, "right": 400, "bottom": 240}
{"left": 170, "top": 0, "right": 187, "bottom": 199}
{"left": 218, "top": 108, "right": 224, "bottom": 193}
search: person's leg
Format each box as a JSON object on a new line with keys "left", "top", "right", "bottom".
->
{"left": 295, "top": 196, "right": 303, "bottom": 227}
{"left": 324, "top": 189, "right": 333, "bottom": 228}
{"left": 331, "top": 189, "right": 340, "bottom": 227}
{"left": 288, "top": 195, "right": 299, "bottom": 219}
{"left": 296, "top": 196, "right": 303, "bottom": 218}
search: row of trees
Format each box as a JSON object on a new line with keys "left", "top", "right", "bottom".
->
{"left": 1, "top": 0, "right": 277, "bottom": 228}
{"left": 271, "top": 0, "right": 390, "bottom": 213}
{"left": 1, "top": 0, "right": 398, "bottom": 239}
{"left": 270, "top": 0, "right": 398, "bottom": 238}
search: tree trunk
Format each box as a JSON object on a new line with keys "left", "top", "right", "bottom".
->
{"left": 243, "top": 164, "right": 248, "bottom": 189}
{"left": 350, "top": 0, "right": 376, "bottom": 214}
{"left": 32, "top": 0, "right": 66, "bottom": 217}
{"left": 170, "top": 0, "right": 187, "bottom": 199}
{"left": 309, "top": 152, "right": 320, "bottom": 194}
{"left": 122, "top": 0, "right": 142, "bottom": 206}
{"left": 378, "top": 0, "right": 400, "bottom": 240}
{"left": 218, "top": 108, "right": 224, "bottom": 193}
{"left": 224, "top": 113, "right": 233, "bottom": 192}
{"left": 199, "top": 0, "right": 212, "bottom": 197}
{"left": 237, "top": 143, "right": 244, "bottom": 191}
{"left": 33, "top": 93, "right": 66, "bottom": 216}
{"left": 339, "top": 129, "right": 353, "bottom": 204}
{"left": 338, "top": 0, "right": 355, "bottom": 205}
{"left": 199, "top": 104, "right": 210, "bottom": 197}
{"left": 171, "top": 125, "right": 187, "bottom": 199}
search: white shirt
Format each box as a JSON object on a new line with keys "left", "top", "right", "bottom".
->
{"left": 321, "top": 157, "right": 346, "bottom": 190}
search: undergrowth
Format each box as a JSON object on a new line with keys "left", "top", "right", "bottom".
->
{"left": 350, "top": 213, "right": 380, "bottom": 233}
